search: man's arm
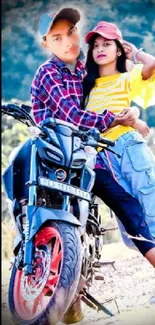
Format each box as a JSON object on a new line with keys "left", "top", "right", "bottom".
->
{"left": 34, "top": 68, "right": 115, "bottom": 131}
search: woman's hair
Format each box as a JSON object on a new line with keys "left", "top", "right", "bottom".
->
{"left": 82, "top": 34, "right": 127, "bottom": 107}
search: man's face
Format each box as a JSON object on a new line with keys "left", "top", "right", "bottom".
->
{"left": 43, "top": 19, "right": 80, "bottom": 64}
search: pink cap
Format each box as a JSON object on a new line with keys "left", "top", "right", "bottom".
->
{"left": 85, "top": 21, "right": 123, "bottom": 43}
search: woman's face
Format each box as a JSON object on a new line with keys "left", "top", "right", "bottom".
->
{"left": 92, "top": 35, "right": 118, "bottom": 66}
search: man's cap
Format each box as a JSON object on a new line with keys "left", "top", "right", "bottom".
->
{"left": 85, "top": 21, "right": 123, "bottom": 44}
{"left": 39, "top": 8, "right": 80, "bottom": 37}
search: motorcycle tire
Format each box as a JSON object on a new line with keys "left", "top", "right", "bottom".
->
{"left": 9, "top": 221, "right": 82, "bottom": 325}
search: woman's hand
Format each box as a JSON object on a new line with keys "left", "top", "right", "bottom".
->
{"left": 122, "top": 41, "right": 138, "bottom": 61}
{"left": 132, "top": 119, "right": 150, "bottom": 137}
{"left": 123, "top": 41, "right": 155, "bottom": 79}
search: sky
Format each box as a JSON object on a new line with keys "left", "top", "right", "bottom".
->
{"left": 2, "top": 0, "right": 155, "bottom": 101}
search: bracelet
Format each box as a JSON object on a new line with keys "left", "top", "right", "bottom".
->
{"left": 133, "top": 48, "right": 143, "bottom": 64}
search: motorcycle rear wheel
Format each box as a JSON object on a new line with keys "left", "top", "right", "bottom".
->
{"left": 9, "top": 221, "right": 82, "bottom": 325}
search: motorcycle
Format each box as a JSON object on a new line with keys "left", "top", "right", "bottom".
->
{"left": 2, "top": 103, "right": 118, "bottom": 325}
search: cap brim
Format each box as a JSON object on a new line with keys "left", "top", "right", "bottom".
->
{"left": 85, "top": 31, "right": 122, "bottom": 44}
{"left": 53, "top": 8, "right": 80, "bottom": 25}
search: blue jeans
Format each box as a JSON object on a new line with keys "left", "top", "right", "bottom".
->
{"left": 99, "top": 131, "right": 155, "bottom": 244}
{"left": 93, "top": 168, "right": 155, "bottom": 256}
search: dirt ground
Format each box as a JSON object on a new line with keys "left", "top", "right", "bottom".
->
{"left": 2, "top": 242, "right": 155, "bottom": 325}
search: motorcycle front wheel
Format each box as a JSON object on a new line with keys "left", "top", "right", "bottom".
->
{"left": 9, "top": 221, "right": 82, "bottom": 325}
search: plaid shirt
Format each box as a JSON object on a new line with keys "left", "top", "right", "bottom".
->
{"left": 30, "top": 52, "right": 115, "bottom": 131}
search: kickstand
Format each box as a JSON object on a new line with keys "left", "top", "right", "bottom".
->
{"left": 82, "top": 288, "right": 114, "bottom": 317}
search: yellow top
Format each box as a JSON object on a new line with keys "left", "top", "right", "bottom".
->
{"left": 86, "top": 64, "right": 155, "bottom": 141}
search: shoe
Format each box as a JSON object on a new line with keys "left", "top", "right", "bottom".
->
{"left": 62, "top": 294, "right": 84, "bottom": 324}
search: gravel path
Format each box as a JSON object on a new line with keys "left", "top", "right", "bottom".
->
{"left": 2, "top": 242, "right": 155, "bottom": 325}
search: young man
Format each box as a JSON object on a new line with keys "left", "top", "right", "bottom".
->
{"left": 30, "top": 9, "right": 155, "bottom": 321}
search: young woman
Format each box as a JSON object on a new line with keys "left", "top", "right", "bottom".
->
{"left": 83, "top": 21, "right": 155, "bottom": 243}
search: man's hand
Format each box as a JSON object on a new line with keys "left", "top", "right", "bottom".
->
{"left": 120, "top": 106, "right": 140, "bottom": 119}
{"left": 132, "top": 119, "right": 150, "bottom": 137}
{"left": 110, "top": 107, "right": 139, "bottom": 127}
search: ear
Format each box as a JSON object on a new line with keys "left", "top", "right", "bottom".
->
{"left": 42, "top": 40, "right": 47, "bottom": 49}
{"left": 117, "top": 51, "right": 122, "bottom": 56}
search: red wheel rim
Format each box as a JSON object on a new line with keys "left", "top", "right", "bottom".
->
{"left": 13, "top": 227, "right": 63, "bottom": 321}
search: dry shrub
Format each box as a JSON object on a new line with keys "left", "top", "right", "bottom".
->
{"left": 2, "top": 218, "right": 16, "bottom": 260}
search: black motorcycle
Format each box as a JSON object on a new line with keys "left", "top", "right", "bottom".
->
{"left": 2, "top": 103, "right": 117, "bottom": 325}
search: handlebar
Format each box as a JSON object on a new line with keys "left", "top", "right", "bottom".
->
{"left": 98, "top": 135, "right": 115, "bottom": 147}
{"left": 73, "top": 128, "right": 115, "bottom": 147}
{"left": 2, "top": 103, "right": 117, "bottom": 151}
{"left": 2, "top": 104, "right": 16, "bottom": 112}
{"left": 2, "top": 103, "right": 31, "bottom": 113}
{"left": 1, "top": 103, "right": 36, "bottom": 126}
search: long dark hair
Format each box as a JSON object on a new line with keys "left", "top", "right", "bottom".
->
{"left": 82, "top": 35, "right": 127, "bottom": 107}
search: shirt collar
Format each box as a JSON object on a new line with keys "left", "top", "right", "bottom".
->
{"left": 50, "top": 50, "right": 86, "bottom": 75}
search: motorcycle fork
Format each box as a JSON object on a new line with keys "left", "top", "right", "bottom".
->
{"left": 24, "top": 140, "right": 37, "bottom": 275}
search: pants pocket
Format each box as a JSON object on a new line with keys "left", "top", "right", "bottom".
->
{"left": 126, "top": 141, "right": 155, "bottom": 172}
{"left": 139, "top": 186, "right": 155, "bottom": 218}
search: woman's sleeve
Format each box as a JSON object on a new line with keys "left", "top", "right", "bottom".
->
{"left": 130, "top": 64, "right": 155, "bottom": 109}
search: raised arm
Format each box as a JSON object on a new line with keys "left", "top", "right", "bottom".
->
{"left": 123, "top": 41, "right": 155, "bottom": 80}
